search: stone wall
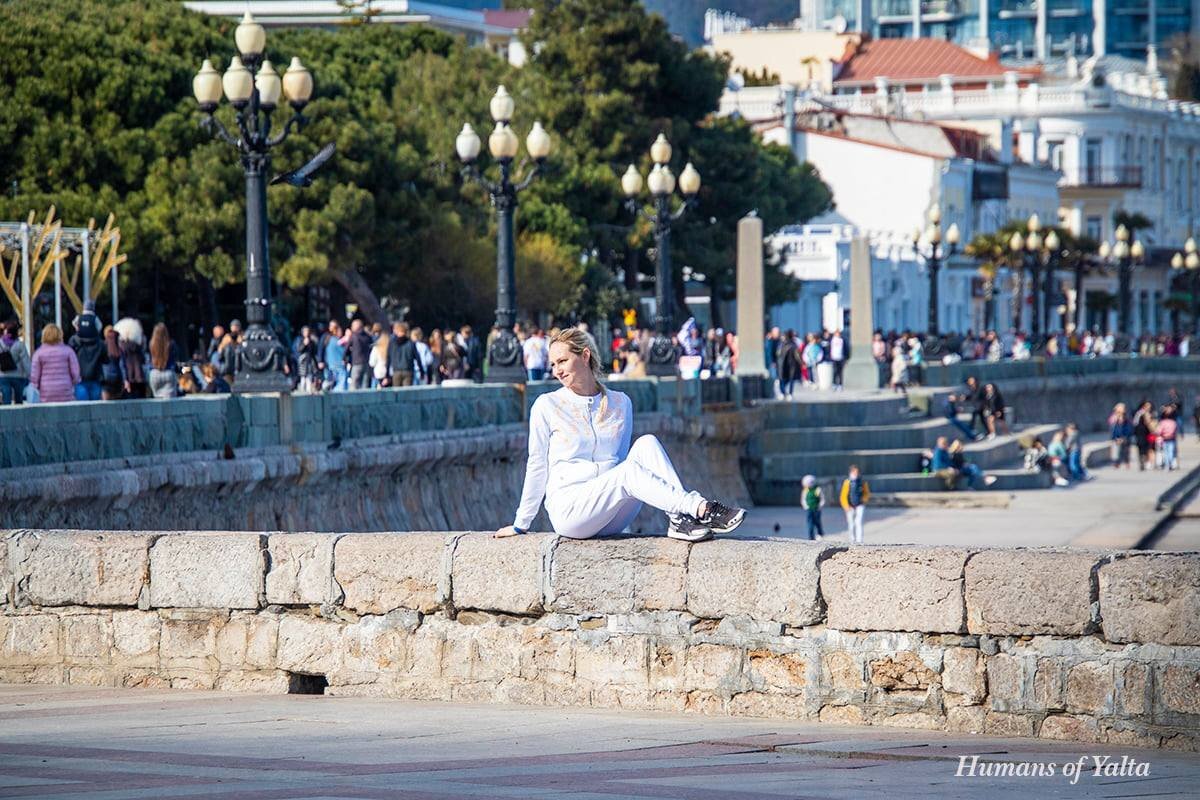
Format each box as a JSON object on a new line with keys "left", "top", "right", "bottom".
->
{"left": 3, "top": 530, "right": 1198, "bottom": 750}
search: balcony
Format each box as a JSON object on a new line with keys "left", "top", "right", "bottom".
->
{"left": 1059, "top": 166, "right": 1143, "bottom": 189}
{"left": 876, "top": 0, "right": 914, "bottom": 17}
{"left": 996, "top": 0, "right": 1037, "bottom": 16}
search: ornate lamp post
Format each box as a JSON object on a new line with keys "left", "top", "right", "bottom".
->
{"left": 1171, "top": 238, "right": 1200, "bottom": 337}
{"left": 192, "top": 12, "right": 314, "bottom": 392}
{"left": 1041, "top": 229, "right": 1060, "bottom": 337}
{"left": 455, "top": 86, "right": 551, "bottom": 383}
{"left": 1100, "top": 223, "right": 1142, "bottom": 336}
{"left": 621, "top": 134, "right": 701, "bottom": 376}
{"left": 910, "top": 205, "right": 959, "bottom": 338}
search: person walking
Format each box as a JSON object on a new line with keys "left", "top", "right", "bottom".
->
{"left": 0, "top": 321, "right": 31, "bottom": 405}
{"left": 802, "top": 334, "right": 824, "bottom": 388}
{"left": 460, "top": 325, "right": 483, "bottom": 383}
{"left": 765, "top": 327, "right": 781, "bottom": 398}
{"left": 524, "top": 328, "right": 549, "bottom": 381}
{"left": 388, "top": 322, "right": 417, "bottom": 387}
{"left": 801, "top": 474, "right": 825, "bottom": 541}
{"left": 99, "top": 326, "right": 123, "bottom": 400}
{"left": 494, "top": 327, "right": 746, "bottom": 543}
{"left": 839, "top": 465, "right": 870, "bottom": 544}
{"left": 1158, "top": 406, "right": 1180, "bottom": 471}
{"left": 147, "top": 323, "right": 178, "bottom": 399}
{"left": 440, "top": 332, "right": 466, "bottom": 381}
{"left": 411, "top": 327, "right": 434, "bottom": 385}
{"left": 295, "top": 326, "right": 319, "bottom": 393}
{"left": 368, "top": 325, "right": 391, "bottom": 388}
{"left": 889, "top": 344, "right": 908, "bottom": 394}
{"left": 1133, "top": 400, "right": 1155, "bottom": 471}
{"left": 346, "top": 319, "right": 373, "bottom": 390}
{"left": 115, "top": 318, "right": 147, "bottom": 399}
{"left": 29, "top": 323, "right": 80, "bottom": 403}
{"left": 777, "top": 329, "right": 800, "bottom": 399}
{"left": 828, "top": 329, "right": 847, "bottom": 390}
{"left": 1109, "top": 403, "right": 1134, "bottom": 468}
{"left": 69, "top": 300, "right": 105, "bottom": 401}
{"left": 323, "top": 320, "right": 349, "bottom": 392}
{"left": 1063, "top": 422, "right": 1090, "bottom": 481}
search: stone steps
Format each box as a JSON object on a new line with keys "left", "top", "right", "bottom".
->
{"left": 751, "top": 467, "right": 1054, "bottom": 504}
{"left": 755, "top": 418, "right": 962, "bottom": 454}
{"left": 763, "top": 395, "right": 913, "bottom": 430}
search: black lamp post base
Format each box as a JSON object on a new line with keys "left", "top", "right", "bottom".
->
{"left": 644, "top": 333, "right": 678, "bottom": 377}
{"left": 232, "top": 326, "right": 293, "bottom": 394}
{"left": 485, "top": 330, "right": 526, "bottom": 384}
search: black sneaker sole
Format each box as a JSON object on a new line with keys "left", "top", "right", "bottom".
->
{"left": 708, "top": 508, "right": 746, "bottom": 535}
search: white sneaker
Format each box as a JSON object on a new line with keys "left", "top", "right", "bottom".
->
{"left": 667, "top": 514, "right": 712, "bottom": 542}
{"left": 1054, "top": 477, "right": 1069, "bottom": 487}
{"left": 984, "top": 475, "right": 998, "bottom": 486}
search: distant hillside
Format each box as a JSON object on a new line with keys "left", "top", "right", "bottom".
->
{"left": 642, "top": 0, "right": 799, "bottom": 45}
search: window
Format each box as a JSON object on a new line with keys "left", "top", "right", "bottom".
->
{"left": 1046, "top": 140, "right": 1064, "bottom": 170}
{"left": 1086, "top": 216, "right": 1102, "bottom": 241}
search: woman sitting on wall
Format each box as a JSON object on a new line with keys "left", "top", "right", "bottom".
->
{"left": 494, "top": 327, "right": 746, "bottom": 543}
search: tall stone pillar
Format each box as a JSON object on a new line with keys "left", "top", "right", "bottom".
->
{"left": 843, "top": 237, "right": 879, "bottom": 390}
{"left": 736, "top": 214, "right": 767, "bottom": 377}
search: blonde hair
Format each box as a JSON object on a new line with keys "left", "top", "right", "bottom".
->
{"left": 550, "top": 326, "right": 608, "bottom": 411}
{"left": 41, "top": 323, "right": 63, "bottom": 346}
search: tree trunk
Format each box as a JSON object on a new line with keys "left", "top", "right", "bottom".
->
{"left": 333, "top": 268, "right": 388, "bottom": 325}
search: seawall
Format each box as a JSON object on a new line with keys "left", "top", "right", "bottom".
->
{"left": 3, "top": 530, "right": 1198, "bottom": 750}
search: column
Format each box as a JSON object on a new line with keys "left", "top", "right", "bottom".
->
{"left": 843, "top": 237, "right": 879, "bottom": 390}
{"left": 735, "top": 214, "right": 767, "bottom": 377}
{"left": 1093, "top": 0, "right": 1107, "bottom": 57}
{"left": 911, "top": 0, "right": 922, "bottom": 38}
{"left": 1036, "top": 0, "right": 1048, "bottom": 60}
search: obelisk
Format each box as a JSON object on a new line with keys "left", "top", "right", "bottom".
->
{"left": 735, "top": 214, "right": 766, "bottom": 377}
{"left": 842, "top": 236, "right": 879, "bottom": 390}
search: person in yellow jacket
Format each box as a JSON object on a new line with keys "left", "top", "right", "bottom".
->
{"left": 839, "top": 464, "right": 870, "bottom": 544}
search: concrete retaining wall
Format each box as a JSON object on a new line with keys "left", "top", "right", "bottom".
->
{"left": 3, "top": 530, "right": 1198, "bottom": 750}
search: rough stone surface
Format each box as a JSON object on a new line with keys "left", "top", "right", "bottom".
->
{"left": 266, "top": 534, "right": 339, "bottom": 606}
{"left": 686, "top": 540, "right": 826, "bottom": 626}
{"left": 820, "top": 547, "right": 970, "bottom": 633}
{"left": 150, "top": 534, "right": 264, "bottom": 609}
{"left": 965, "top": 549, "right": 1099, "bottom": 635}
{"left": 9, "top": 531, "right": 154, "bottom": 607}
{"left": 549, "top": 538, "right": 688, "bottom": 614}
{"left": 1100, "top": 554, "right": 1200, "bottom": 645}
{"left": 942, "top": 648, "right": 985, "bottom": 703}
{"left": 335, "top": 533, "right": 445, "bottom": 614}
{"left": 451, "top": 533, "right": 550, "bottom": 614}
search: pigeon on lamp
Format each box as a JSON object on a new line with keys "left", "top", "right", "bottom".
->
{"left": 270, "top": 142, "right": 336, "bottom": 187}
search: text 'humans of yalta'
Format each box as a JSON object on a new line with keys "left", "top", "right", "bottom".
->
{"left": 956, "top": 755, "right": 1150, "bottom": 785}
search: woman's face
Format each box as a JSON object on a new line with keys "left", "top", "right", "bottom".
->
{"left": 550, "top": 341, "right": 591, "bottom": 392}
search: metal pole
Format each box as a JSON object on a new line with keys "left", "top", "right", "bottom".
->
{"left": 1029, "top": 252, "right": 1041, "bottom": 340}
{"left": 111, "top": 261, "right": 118, "bottom": 324}
{"left": 485, "top": 158, "right": 524, "bottom": 383}
{"left": 1042, "top": 251, "right": 1054, "bottom": 334}
{"left": 1074, "top": 262, "right": 1084, "bottom": 332}
{"left": 654, "top": 194, "right": 673, "bottom": 337}
{"left": 81, "top": 232, "right": 91, "bottom": 303}
{"left": 1118, "top": 256, "right": 1131, "bottom": 335}
{"left": 927, "top": 249, "right": 940, "bottom": 337}
{"left": 20, "top": 223, "right": 31, "bottom": 350}
{"left": 1193, "top": 270, "right": 1199, "bottom": 337}
{"left": 54, "top": 259, "right": 61, "bottom": 329}
{"left": 1011, "top": 261, "right": 1024, "bottom": 332}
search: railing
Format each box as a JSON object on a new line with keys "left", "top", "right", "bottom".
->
{"left": 876, "top": 0, "right": 913, "bottom": 16}
{"left": 1059, "top": 166, "right": 1143, "bottom": 188}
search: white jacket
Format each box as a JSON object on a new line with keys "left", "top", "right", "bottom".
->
{"left": 513, "top": 386, "right": 633, "bottom": 530}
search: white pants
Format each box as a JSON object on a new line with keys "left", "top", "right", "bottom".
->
{"left": 547, "top": 435, "right": 705, "bottom": 539}
{"left": 844, "top": 505, "right": 865, "bottom": 543}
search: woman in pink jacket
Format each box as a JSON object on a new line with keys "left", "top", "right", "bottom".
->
{"left": 30, "top": 324, "right": 80, "bottom": 403}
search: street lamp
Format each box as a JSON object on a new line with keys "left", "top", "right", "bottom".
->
{"left": 622, "top": 133, "right": 701, "bottom": 376}
{"left": 456, "top": 86, "right": 552, "bottom": 383}
{"left": 1041, "top": 229, "right": 1060, "bottom": 338}
{"left": 192, "top": 11, "right": 315, "bottom": 392}
{"left": 911, "top": 205, "right": 959, "bottom": 339}
{"left": 1100, "top": 223, "right": 1142, "bottom": 336}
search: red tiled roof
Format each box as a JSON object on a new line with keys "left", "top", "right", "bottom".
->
{"left": 483, "top": 9, "right": 532, "bottom": 30}
{"left": 835, "top": 38, "right": 1014, "bottom": 85}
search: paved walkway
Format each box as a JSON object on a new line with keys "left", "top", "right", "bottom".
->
{"left": 736, "top": 456, "right": 1194, "bottom": 549}
{"left": 1, "top": 685, "right": 1195, "bottom": 799}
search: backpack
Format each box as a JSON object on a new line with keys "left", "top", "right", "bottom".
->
{"left": 0, "top": 339, "right": 16, "bottom": 373}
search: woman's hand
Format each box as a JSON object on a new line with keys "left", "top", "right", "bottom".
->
{"left": 493, "top": 525, "right": 519, "bottom": 538}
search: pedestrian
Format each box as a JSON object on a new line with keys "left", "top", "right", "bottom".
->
{"left": 801, "top": 474, "right": 824, "bottom": 541}
{"left": 777, "top": 329, "right": 800, "bottom": 399}
{"left": 839, "top": 465, "right": 870, "bottom": 544}
{"left": 828, "top": 328, "right": 846, "bottom": 390}
{"left": 114, "top": 317, "right": 147, "bottom": 399}
{"left": 802, "top": 334, "right": 824, "bottom": 387}
{"left": 99, "top": 326, "right": 123, "bottom": 400}
{"left": 1158, "top": 406, "right": 1180, "bottom": 471}
{"left": 889, "top": 344, "right": 908, "bottom": 394}
{"left": 200, "top": 362, "right": 231, "bottom": 394}
{"left": 765, "top": 326, "right": 781, "bottom": 398}
{"left": 346, "top": 319, "right": 373, "bottom": 390}
{"left": 1108, "top": 403, "right": 1133, "bottom": 468}
{"left": 1133, "top": 400, "right": 1155, "bottom": 471}
{"left": 460, "top": 325, "right": 483, "bottom": 382}
{"left": 388, "top": 322, "right": 417, "bottom": 387}
{"left": 69, "top": 300, "right": 105, "bottom": 401}
{"left": 323, "top": 320, "right": 348, "bottom": 392}
{"left": 29, "top": 323, "right": 80, "bottom": 403}
{"left": 724, "top": 330, "right": 739, "bottom": 374}
{"left": 441, "top": 331, "right": 466, "bottom": 381}
{"left": 1063, "top": 422, "right": 1090, "bottom": 481}
{"left": 524, "top": 327, "right": 549, "bottom": 381}
{"left": 411, "top": 327, "right": 434, "bottom": 385}
{"left": 369, "top": 324, "right": 391, "bottom": 387}
{"left": 0, "top": 321, "right": 32, "bottom": 405}
{"left": 295, "top": 326, "right": 319, "bottom": 393}
{"left": 147, "top": 322, "right": 178, "bottom": 398}
{"left": 493, "top": 326, "right": 746, "bottom": 542}
{"left": 220, "top": 320, "right": 241, "bottom": 383}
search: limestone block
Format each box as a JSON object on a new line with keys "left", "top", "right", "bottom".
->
{"left": 1119, "top": 662, "right": 1150, "bottom": 716}
{"left": 1033, "top": 658, "right": 1065, "bottom": 711}
{"left": 549, "top": 538, "right": 688, "bottom": 615}
{"left": 150, "top": 533, "right": 265, "bottom": 609}
{"left": 9, "top": 531, "right": 154, "bottom": 607}
{"left": 62, "top": 614, "right": 113, "bottom": 662}
{"left": 946, "top": 706, "right": 985, "bottom": 734}
{"left": 335, "top": 533, "right": 445, "bottom": 615}
{"left": 870, "top": 651, "right": 937, "bottom": 691}
{"left": 451, "top": 533, "right": 550, "bottom": 614}
{"left": 822, "top": 651, "right": 865, "bottom": 690}
{"left": 574, "top": 635, "right": 649, "bottom": 687}
{"left": 942, "top": 648, "right": 985, "bottom": 703}
{"left": 1159, "top": 664, "right": 1200, "bottom": 716}
{"left": 1066, "top": 661, "right": 1113, "bottom": 715}
{"left": 214, "top": 670, "right": 291, "bottom": 693}
{"left": 1099, "top": 554, "right": 1200, "bottom": 645}
{"left": 726, "top": 692, "right": 806, "bottom": 719}
{"left": 986, "top": 653, "right": 1026, "bottom": 710}
{"left": 817, "top": 704, "right": 866, "bottom": 725}
{"left": 112, "top": 611, "right": 160, "bottom": 666}
{"left": 276, "top": 614, "right": 344, "bottom": 676}
{"left": 686, "top": 540, "right": 825, "bottom": 626}
{"left": 1039, "top": 714, "right": 1100, "bottom": 742}
{"left": 820, "top": 547, "right": 970, "bottom": 633}
{"left": 965, "top": 550, "right": 1099, "bottom": 635}
{"left": 160, "top": 612, "right": 225, "bottom": 669}
{"left": 3, "top": 614, "right": 60, "bottom": 665}
{"left": 266, "top": 534, "right": 339, "bottom": 606}
{"left": 682, "top": 643, "right": 744, "bottom": 693}
{"left": 747, "top": 649, "right": 807, "bottom": 694}
{"left": 984, "top": 711, "right": 1036, "bottom": 738}
{"left": 518, "top": 628, "right": 574, "bottom": 682}
{"left": 66, "top": 666, "right": 112, "bottom": 687}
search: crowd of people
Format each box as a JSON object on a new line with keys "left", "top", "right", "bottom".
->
{"left": 1107, "top": 391, "right": 1189, "bottom": 472}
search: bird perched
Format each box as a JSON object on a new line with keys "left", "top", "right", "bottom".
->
{"left": 270, "top": 142, "right": 336, "bottom": 187}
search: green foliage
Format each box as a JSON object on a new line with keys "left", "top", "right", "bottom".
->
{"left": 1113, "top": 210, "right": 1153, "bottom": 232}
{"left": 736, "top": 66, "right": 781, "bottom": 87}
{"left": 1, "top": 0, "right": 832, "bottom": 333}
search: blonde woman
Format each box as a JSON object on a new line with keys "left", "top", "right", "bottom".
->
{"left": 29, "top": 323, "right": 80, "bottom": 403}
{"left": 495, "top": 327, "right": 746, "bottom": 542}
